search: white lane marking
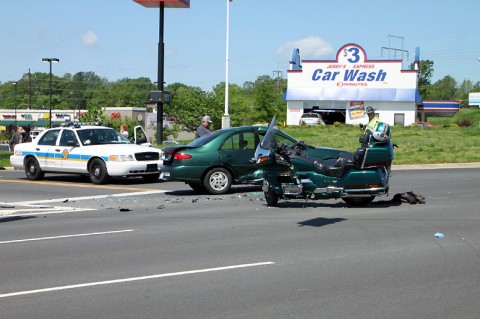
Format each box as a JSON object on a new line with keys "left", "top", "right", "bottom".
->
{"left": 0, "top": 190, "right": 167, "bottom": 217}
{"left": 12, "top": 190, "right": 167, "bottom": 205}
{"left": 0, "top": 262, "right": 275, "bottom": 299}
{"left": 0, "top": 229, "right": 134, "bottom": 245}
{"left": 0, "top": 206, "right": 96, "bottom": 217}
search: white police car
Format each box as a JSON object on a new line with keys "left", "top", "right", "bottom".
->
{"left": 10, "top": 125, "right": 162, "bottom": 184}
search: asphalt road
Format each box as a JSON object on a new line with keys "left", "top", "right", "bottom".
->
{"left": 1, "top": 168, "right": 479, "bottom": 319}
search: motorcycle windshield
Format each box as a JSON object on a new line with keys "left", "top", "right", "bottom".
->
{"left": 254, "top": 116, "right": 276, "bottom": 159}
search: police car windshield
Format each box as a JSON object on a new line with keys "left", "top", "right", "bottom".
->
{"left": 77, "top": 128, "right": 131, "bottom": 146}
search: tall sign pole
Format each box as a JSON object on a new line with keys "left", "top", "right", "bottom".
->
{"left": 157, "top": 3, "right": 165, "bottom": 144}
{"left": 42, "top": 58, "right": 60, "bottom": 128}
{"left": 222, "top": 0, "right": 233, "bottom": 129}
{"left": 133, "top": 0, "right": 190, "bottom": 144}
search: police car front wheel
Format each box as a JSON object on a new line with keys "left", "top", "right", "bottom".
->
{"left": 88, "top": 158, "right": 110, "bottom": 184}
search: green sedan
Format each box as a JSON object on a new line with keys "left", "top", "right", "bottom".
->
{"left": 161, "top": 125, "right": 299, "bottom": 195}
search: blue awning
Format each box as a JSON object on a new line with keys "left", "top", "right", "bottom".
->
{"left": 284, "top": 88, "right": 422, "bottom": 103}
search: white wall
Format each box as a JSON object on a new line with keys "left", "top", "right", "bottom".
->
{"left": 286, "top": 101, "right": 304, "bottom": 125}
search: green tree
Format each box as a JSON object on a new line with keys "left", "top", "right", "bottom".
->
{"left": 69, "top": 72, "right": 88, "bottom": 113}
{"left": 252, "top": 75, "right": 284, "bottom": 124}
{"left": 457, "top": 79, "right": 476, "bottom": 108}
{"left": 82, "top": 73, "right": 110, "bottom": 121}
{"left": 426, "top": 75, "right": 457, "bottom": 100}
{"left": 110, "top": 77, "right": 153, "bottom": 107}
{"left": 413, "top": 60, "right": 434, "bottom": 99}
{"left": 167, "top": 84, "right": 220, "bottom": 131}
{"left": 212, "top": 82, "right": 253, "bottom": 127}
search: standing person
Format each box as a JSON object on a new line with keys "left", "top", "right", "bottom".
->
{"left": 9, "top": 126, "right": 25, "bottom": 151}
{"left": 360, "top": 106, "right": 380, "bottom": 133}
{"left": 120, "top": 123, "right": 129, "bottom": 138}
{"left": 196, "top": 115, "right": 213, "bottom": 138}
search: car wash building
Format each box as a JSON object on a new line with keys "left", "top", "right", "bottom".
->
{"left": 284, "top": 43, "right": 422, "bottom": 126}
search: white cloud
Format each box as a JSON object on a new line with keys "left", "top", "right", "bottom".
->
{"left": 82, "top": 30, "right": 98, "bottom": 46}
{"left": 277, "top": 36, "right": 333, "bottom": 60}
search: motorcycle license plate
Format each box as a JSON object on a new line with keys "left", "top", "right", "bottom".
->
{"left": 282, "top": 183, "right": 302, "bottom": 195}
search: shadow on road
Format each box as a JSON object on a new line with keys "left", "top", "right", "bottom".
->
{"left": 268, "top": 196, "right": 412, "bottom": 209}
{"left": 297, "top": 217, "right": 347, "bottom": 227}
{"left": 165, "top": 185, "right": 262, "bottom": 196}
{"left": 0, "top": 216, "right": 36, "bottom": 223}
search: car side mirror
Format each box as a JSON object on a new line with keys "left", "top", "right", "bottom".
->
{"left": 137, "top": 137, "right": 147, "bottom": 144}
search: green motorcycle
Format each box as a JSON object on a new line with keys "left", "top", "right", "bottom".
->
{"left": 253, "top": 116, "right": 394, "bottom": 207}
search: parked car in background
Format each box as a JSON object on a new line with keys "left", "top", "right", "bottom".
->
{"left": 30, "top": 128, "right": 46, "bottom": 140}
{"left": 299, "top": 113, "right": 325, "bottom": 126}
{"left": 413, "top": 122, "right": 435, "bottom": 127}
{"left": 161, "top": 125, "right": 301, "bottom": 194}
{"left": 10, "top": 125, "right": 162, "bottom": 184}
{"left": 163, "top": 140, "right": 180, "bottom": 145}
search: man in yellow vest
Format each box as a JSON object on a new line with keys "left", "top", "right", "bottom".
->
{"left": 360, "top": 106, "right": 380, "bottom": 133}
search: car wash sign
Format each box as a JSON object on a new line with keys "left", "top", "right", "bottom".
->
{"left": 285, "top": 43, "right": 418, "bottom": 102}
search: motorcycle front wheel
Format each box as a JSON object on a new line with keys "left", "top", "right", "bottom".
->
{"left": 264, "top": 187, "right": 279, "bottom": 207}
{"left": 342, "top": 196, "right": 375, "bottom": 207}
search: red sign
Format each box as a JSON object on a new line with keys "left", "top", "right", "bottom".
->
{"left": 133, "top": 0, "right": 190, "bottom": 8}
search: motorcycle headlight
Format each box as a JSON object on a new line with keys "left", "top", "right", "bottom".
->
{"left": 109, "top": 154, "right": 135, "bottom": 161}
{"left": 256, "top": 156, "right": 270, "bottom": 164}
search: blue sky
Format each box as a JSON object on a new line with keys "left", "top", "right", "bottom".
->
{"left": 1, "top": 0, "right": 479, "bottom": 91}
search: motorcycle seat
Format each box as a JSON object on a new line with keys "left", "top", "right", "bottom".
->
{"left": 313, "top": 152, "right": 356, "bottom": 178}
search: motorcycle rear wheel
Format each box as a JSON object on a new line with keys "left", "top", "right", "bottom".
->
{"left": 264, "top": 187, "right": 279, "bottom": 207}
{"left": 342, "top": 196, "right": 375, "bottom": 207}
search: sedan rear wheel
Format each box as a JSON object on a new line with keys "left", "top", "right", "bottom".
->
{"left": 203, "top": 168, "right": 232, "bottom": 195}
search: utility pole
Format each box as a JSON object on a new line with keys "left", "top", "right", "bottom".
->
{"left": 272, "top": 70, "right": 283, "bottom": 94}
{"left": 381, "top": 35, "right": 409, "bottom": 68}
{"left": 28, "top": 69, "right": 32, "bottom": 109}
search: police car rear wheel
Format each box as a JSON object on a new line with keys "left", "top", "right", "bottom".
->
{"left": 25, "top": 157, "right": 44, "bottom": 181}
{"left": 88, "top": 159, "right": 110, "bottom": 184}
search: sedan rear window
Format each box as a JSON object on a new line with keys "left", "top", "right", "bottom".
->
{"left": 187, "top": 130, "right": 223, "bottom": 147}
